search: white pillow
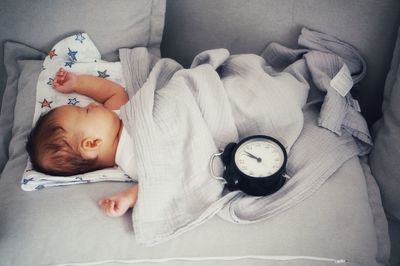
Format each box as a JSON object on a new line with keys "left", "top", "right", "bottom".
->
{"left": 22, "top": 33, "right": 133, "bottom": 191}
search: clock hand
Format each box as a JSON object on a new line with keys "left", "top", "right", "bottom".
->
{"left": 244, "top": 151, "right": 262, "bottom": 162}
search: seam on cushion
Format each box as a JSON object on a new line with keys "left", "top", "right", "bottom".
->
{"left": 361, "top": 156, "right": 391, "bottom": 265}
{"left": 146, "top": 0, "right": 166, "bottom": 53}
{"left": 50, "top": 255, "right": 349, "bottom": 266}
{"left": 0, "top": 41, "right": 45, "bottom": 175}
{"left": 147, "top": 0, "right": 155, "bottom": 48}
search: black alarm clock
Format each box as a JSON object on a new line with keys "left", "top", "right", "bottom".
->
{"left": 210, "top": 135, "right": 288, "bottom": 196}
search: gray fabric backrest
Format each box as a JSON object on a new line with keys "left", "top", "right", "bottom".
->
{"left": 0, "top": 0, "right": 399, "bottom": 125}
{"left": 0, "top": 0, "right": 165, "bottom": 113}
{"left": 161, "top": 0, "right": 400, "bottom": 125}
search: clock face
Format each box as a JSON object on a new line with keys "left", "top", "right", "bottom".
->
{"left": 234, "top": 137, "right": 285, "bottom": 178}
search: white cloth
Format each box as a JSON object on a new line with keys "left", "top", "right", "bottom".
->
{"left": 115, "top": 126, "right": 138, "bottom": 181}
{"left": 118, "top": 27, "right": 372, "bottom": 246}
{"left": 21, "top": 33, "right": 132, "bottom": 191}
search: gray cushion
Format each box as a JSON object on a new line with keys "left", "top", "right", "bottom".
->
{"left": 0, "top": 145, "right": 389, "bottom": 265}
{"left": 0, "top": 1, "right": 391, "bottom": 264}
{"left": 0, "top": 0, "right": 166, "bottom": 110}
{"left": 0, "top": 42, "right": 45, "bottom": 173}
{"left": 370, "top": 27, "right": 400, "bottom": 221}
{"left": 0, "top": 45, "right": 390, "bottom": 266}
{"left": 161, "top": 0, "right": 400, "bottom": 125}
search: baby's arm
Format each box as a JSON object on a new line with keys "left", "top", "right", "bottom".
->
{"left": 98, "top": 184, "right": 138, "bottom": 217}
{"left": 53, "top": 68, "right": 128, "bottom": 110}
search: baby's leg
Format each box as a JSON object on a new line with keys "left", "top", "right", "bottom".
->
{"left": 98, "top": 184, "right": 138, "bottom": 217}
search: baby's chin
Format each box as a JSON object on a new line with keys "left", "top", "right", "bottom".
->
{"left": 111, "top": 111, "right": 122, "bottom": 125}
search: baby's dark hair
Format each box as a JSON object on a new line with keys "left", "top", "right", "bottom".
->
{"left": 26, "top": 108, "right": 97, "bottom": 176}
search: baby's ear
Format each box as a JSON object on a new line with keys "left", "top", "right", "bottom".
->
{"left": 79, "top": 138, "right": 102, "bottom": 159}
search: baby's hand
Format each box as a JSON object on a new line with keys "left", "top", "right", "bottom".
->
{"left": 52, "top": 68, "right": 78, "bottom": 93}
{"left": 98, "top": 185, "right": 138, "bottom": 217}
{"left": 98, "top": 198, "right": 131, "bottom": 217}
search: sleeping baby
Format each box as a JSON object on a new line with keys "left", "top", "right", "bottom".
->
{"left": 26, "top": 68, "right": 138, "bottom": 217}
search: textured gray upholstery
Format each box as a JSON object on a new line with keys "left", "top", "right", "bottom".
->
{"left": 0, "top": 0, "right": 399, "bottom": 265}
{"left": 1, "top": 0, "right": 399, "bottom": 124}
{"left": 0, "top": 0, "right": 165, "bottom": 111}
{"left": 160, "top": 0, "right": 400, "bottom": 125}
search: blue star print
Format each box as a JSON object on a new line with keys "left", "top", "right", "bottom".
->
{"left": 124, "top": 174, "right": 133, "bottom": 179}
{"left": 75, "top": 33, "right": 86, "bottom": 43}
{"left": 68, "top": 98, "right": 79, "bottom": 105}
{"left": 97, "top": 70, "right": 110, "bottom": 78}
{"left": 67, "top": 48, "right": 78, "bottom": 61}
{"left": 64, "top": 60, "right": 75, "bottom": 68}
{"left": 47, "top": 78, "right": 54, "bottom": 86}
{"left": 23, "top": 178, "right": 34, "bottom": 185}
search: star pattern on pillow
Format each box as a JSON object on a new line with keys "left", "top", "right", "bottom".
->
{"left": 65, "top": 48, "right": 78, "bottom": 68}
{"left": 48, "top": 49, "right": 57, "bottom": 59}
{"left": 23, "top": 177, "right": 34, "bottom": 185}
{"left": 68, "top": 97, "right": 80, "bottom": 105}
{"left": 64, "top": 61, "right": 75, "bottom": 68}
{"left": 47, "top": 78, "right": 54, "bottom": 86}
{"left": 39, "top": 98, "right": 53, "bottom": 108}
{"left": 97, "top": 69, "right": 110, "bottom": 78}
{"left": 75, "top": 33, "right": 86, "bottom": 44}
{"left": 23, "top": 33, "right": 131, "bottom": 191}
{"left": 35, "top": 185, "right": 45, "bottom": 190}
{"left": 67, "top": 48, "right": 78, "bottom": 61}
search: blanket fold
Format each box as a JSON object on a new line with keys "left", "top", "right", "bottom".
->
{"left": 119, "top": 27, "right": 372, "bottom": 246}
{"left": 261, "top": 28, "right": 371, "bottom": 154}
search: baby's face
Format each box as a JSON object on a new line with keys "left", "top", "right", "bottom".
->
{"left": 53, "top": 103, "right": 121, "bottom": 146}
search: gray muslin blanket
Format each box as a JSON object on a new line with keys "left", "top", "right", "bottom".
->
{"left": 119, "top": 28, "right": 372, "bottom": 246}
